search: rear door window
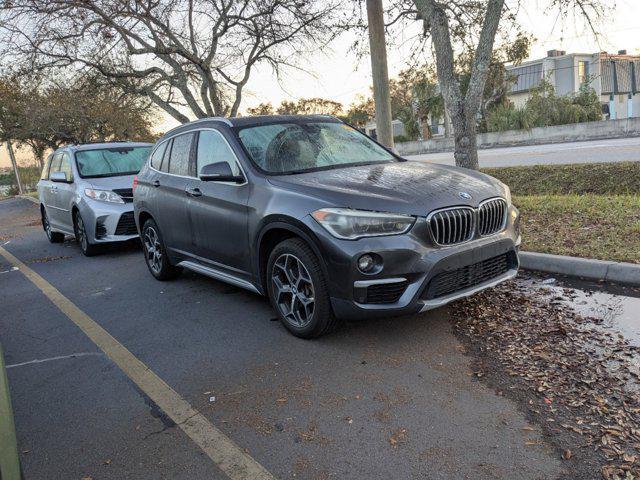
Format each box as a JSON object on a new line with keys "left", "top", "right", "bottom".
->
{"left": 168, "top": 133, "right": 194, "bottom": 177}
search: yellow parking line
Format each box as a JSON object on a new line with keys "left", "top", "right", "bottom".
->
{"left": 0, "top": 246, "right": 276, "bottom": 480}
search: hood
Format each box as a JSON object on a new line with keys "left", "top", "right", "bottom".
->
{"left": 267, "top": 161, "right": 507, "bottom": 216}
{"left": 86, "top": 174, "right": 137, "bottom": 191}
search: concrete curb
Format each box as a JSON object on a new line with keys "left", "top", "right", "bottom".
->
{"left": 17, "top": 194, "right": 39, "bottom": 205}
{"left": 519, "top": 251, "right": 640, "bottom": 287}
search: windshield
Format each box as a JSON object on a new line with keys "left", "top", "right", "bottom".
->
{"left": 237, "top": 122, "right": 396, "bottom": 174}
{"left": 75, "top": 146, "right": 151, "bottom": 178}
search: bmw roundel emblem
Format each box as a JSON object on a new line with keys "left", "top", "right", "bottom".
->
{"left": 458, "top": 191, "right": 472, "bottom": 200}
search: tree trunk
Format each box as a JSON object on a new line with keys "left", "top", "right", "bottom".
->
{"left": 6, "top": 141, "right": 24, "bottom": 195}
{"left": 414, "top": 0, "right": 504, "bottom": 170}
{"left": 35, "top": 152, "right": 45, "bottom": 169}
{"left": 443, "top": 108, "right": 452, "bottom": 138}
{"left": 450, "top": 109, "right": 479, "bottom": 170}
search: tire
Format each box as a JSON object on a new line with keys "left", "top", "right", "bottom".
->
{"left": 73, "top": 212, "right": 100, "bottom": 256}
{"left": 41, "top": 207, "right": 65, "bottom": 243}
{"left": 141, "top": 218, "right": 182, "bottom": 281}
{"left": 267, "top": 238, "right": 339, "bottom": 339}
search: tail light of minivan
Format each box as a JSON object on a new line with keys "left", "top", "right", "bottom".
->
{"left": 132, "top": 176, "right": 138, "bottom": 193}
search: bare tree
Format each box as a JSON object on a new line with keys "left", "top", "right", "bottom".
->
{"left": 0, "top": 0, "right": 341, "bottom": 123}
{"left": 276, "top": 97, "right": 343, "bottom": 115}
{"left": 0, "top": 73, "right": 155, "bottom": 167}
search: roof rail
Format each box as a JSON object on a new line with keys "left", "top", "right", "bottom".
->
{"left": 73, "top": 140, "right": 130, "bottom": 146}
{"left": 163, "top": 116, "right": 233, "bottom": 137}
{"left": 190, "top": 116, "right": 233, "bottom": 126}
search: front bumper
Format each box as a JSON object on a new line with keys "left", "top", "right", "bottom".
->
{"left": 78, "top": 198, "right": 139, "bottom": 244}
{"left": 304, "top": 205, "right": 521, "bottom": 320}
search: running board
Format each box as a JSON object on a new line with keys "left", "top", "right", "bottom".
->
{"left": 177, "top": 261, "right": 261, "bottom": 294}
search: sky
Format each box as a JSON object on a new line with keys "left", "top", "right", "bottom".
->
{"left": 237, "top": 0, "right": 640, "bottom": 111}
{"left": 2, "top": 0, "right": 640, "bottom": 168}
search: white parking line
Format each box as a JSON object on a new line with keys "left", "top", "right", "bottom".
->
{"left": 6, "top": 352, "right": 105, "bottom": 369}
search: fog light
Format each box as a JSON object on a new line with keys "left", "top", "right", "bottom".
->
{"left": 358, "top": 254, "right": 375, "bottom": 273}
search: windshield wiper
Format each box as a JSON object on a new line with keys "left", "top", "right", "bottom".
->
{"left": 81, "top": 171, "right": 137, "bottom": 179}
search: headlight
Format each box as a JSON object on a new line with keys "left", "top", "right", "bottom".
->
{"left": 312, "top": 208, "right": 415, "bottom": 240}
{"left": 84, "top": 188, "right": 124, "bottom": 204}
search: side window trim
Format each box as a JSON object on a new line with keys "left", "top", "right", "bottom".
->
{"left": 189, "top": 132, "right": 199, "bottom": 178}
{"left": 160, "top": 139, "right": 173, "bottom": 173}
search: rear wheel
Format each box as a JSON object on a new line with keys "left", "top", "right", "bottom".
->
{"left": 142, "top": 218, "right": 181, "bottom": 280}
{"left": 267, "top": 238, "right": 339, "bottom": 339}
{"left": 41, "top": 207, "right": 64, "bottom": 243}
{"left": 74, "top": 212, "right": 99, "bottom": 256}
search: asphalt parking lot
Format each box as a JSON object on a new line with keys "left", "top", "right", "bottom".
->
{"left": 1, "top": 197, "right": 566, "bottom": 480}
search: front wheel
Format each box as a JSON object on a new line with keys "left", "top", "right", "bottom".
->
{"left": 74, "top": 212, "right": 99, "bottom": 256}
{"left": 267, "top": 238, "right": 339, "bottom": 339}
{"left": 141, "top": 219, "right": 181, "bottom": 280}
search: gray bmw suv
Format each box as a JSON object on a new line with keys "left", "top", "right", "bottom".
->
{"left": 38, "top": 142, "right": 152, "bottom": 255}
{"left": 134, "top": 115, "right": 520, "bottom": 338}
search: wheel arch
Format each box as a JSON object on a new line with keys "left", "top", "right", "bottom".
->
{"left": 39, "top": 202, "right": 47, "bottom": 231}
{"left": 255, "top": 217, "right": 328, "bottom": 295}
{"left": 137, "top": 209, "right": 154, "bottom": 231}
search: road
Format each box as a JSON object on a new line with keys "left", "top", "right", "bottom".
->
{"left": 0, "top": 198, "right": 564, "bottom": 480}
{"left": 405, "top": 136, "right": 640, "bottom": 168}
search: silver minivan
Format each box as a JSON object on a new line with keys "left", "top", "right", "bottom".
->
{"left": 37, "top": 142, "right": 152, "bottom": 256}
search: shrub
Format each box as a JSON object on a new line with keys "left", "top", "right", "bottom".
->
{"left": 486, "top": 79, "right": 602, "bottom": 133}
{"left": 486, "top": 104, "right": 532, "bottom": 132}
{"left": 0, "top": 166, "right": 41, "bottom": 193}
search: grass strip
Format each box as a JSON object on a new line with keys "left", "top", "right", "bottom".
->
{"left": 483, "top": 161, "right": 640, "bottom": 196}
{"left": 515, "top": 194, "right": 640, "bottom": 264}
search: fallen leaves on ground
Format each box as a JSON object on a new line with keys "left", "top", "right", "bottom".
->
{"left": 389, "top": 428, "right": 407, "bottom": 449}
{"left": 450, "top": 279, "right": 640, "bottom": 479}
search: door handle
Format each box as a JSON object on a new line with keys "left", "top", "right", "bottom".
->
{"left": 50, "top": 185, "right": 58, "bottom": 192}
{"left": 152, "top": 180, "right": 160, "bottom": 187}
{"left": 185, "top": 186, "right": 202, "bottom": 197}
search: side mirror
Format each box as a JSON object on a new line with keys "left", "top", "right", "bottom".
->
{"left": 50, "top": 171, "right": 70, "bottom": 183}
{"left": 199, "top": 162, "right": 244, "bottom": 183}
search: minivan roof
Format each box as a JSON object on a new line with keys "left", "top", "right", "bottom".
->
{"left": 64, "top": 142, "right": 154, "bottom": 152}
